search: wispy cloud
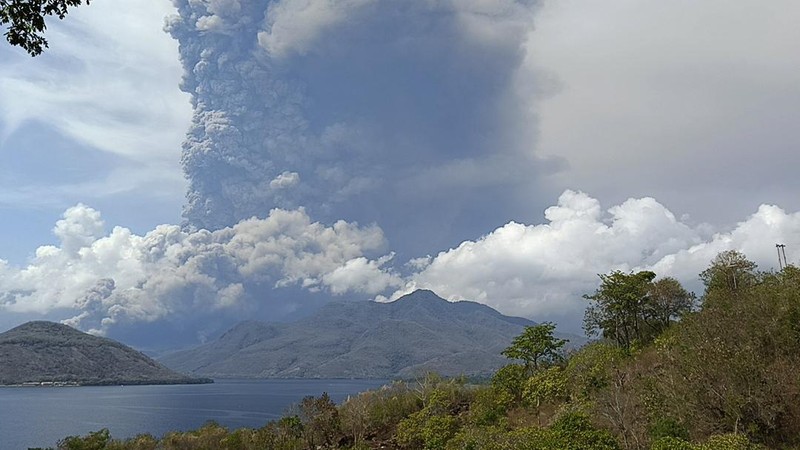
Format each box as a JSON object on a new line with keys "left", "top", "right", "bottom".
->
{"left": 0, "top": 0, "right": 191, "bottom": 206}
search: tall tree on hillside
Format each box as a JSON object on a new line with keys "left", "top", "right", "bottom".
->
{"left": 502, "top": 322, "right": 567, "bottom": 375}
{"left": 699, "top": 250, "right": 758, "bottom": 295}
{"left": 1, "top": 0, "right": 89, "bottom": 56}
{"left": 644, "top": 277, "right": 696, "bottom": 330}
{"left": 584, "top": 271, "right": 694, "bottom": 350}
{"left": 584, "top": 270, "right": 657, "bottom": 350}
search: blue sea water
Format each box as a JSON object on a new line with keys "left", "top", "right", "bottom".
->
{"left": 0, "top": 379, "right": 387, "bottom": 449}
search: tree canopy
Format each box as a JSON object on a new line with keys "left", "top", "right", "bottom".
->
{"left": 0, "top": 0, "right": 89, "bottom": 56}
{"left": 501, "top": 322, "right": 567, "bottom": 375}
{"left": 644, "top": 277, "right": 696, "bottom": 329}
{"left": 699, "top": 249, "right": 758, "bottom": 294}
{"left": 584, "top": 270, "right": 693, "bottom": 350}
{"left": 583, "top": 270, "right": 656, "bottom": 350}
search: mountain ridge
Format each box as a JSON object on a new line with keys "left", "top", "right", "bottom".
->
{"left": 160, "top": 290, "right": 583, "bottom": 379}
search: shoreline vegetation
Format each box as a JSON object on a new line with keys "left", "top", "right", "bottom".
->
{"left": 35, "top": 251, "right": 800, "bottom": 449}
{"left": 1, "top": 378, "right": 213, "bottom": 388}
{"left": 2, "top": 381, "right": 80, "bottom": 387}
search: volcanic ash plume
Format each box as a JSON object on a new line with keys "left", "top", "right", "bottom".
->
{"left": 167, "top": 0, "right": 547, "bottom": 253}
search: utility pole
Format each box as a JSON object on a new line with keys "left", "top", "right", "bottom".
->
{"left": 776, "top": 244, "right": 787, "bottom": 270}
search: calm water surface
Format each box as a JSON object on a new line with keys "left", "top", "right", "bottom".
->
{"left": 0, "top": 379, "right": 387, "bottom": 449}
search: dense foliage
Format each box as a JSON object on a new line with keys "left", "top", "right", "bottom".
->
{"left": 0, "top": 0, "right": 88, "bottom": 56}
{"left": 45, "top": 251, "right": 800, "bottom": 449}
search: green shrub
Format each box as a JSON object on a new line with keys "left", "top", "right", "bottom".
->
{"left": 365, "top": 382, "right": 422, "bottom": 433}
{"left": 396, "top": 388, "right": 460, "bottom": 449}
{"left": 254, "top": 420, "right": 303, "bottom": 450}
{"left": 445, "top": 426, "right": 509, "bottom": 450}
{"left": 507, "top": 426, "right": 559, "bottom": 450}
{"left": 492, "top": 364, "right": 527, "bottom": 405}
{"left": 548, "top": 412, "right": 620, "bottom": 450}
{"left": 649, "top": 417, "right": 690, "bottom": 441}
{"left": 396, "top": 412, "right": 459, "bottom": 450}
{"left": 650, "top": 436, "right": 693, "bottom": 450}
{"left": 467, "top": 385, "right": 511, "bottom": 427}
{"left": 564, "top": 343, "right": 628, "bottom": 400}
{"left": 697, "top": 433, "right": 765, "bottom": 450}
{"left": 57, "top": 429, "right": 111, "bottom": 450}
{"left": 161, "top": 421, "right": 229, "bottom": 449}
{"left": 106, "top": 434, "right": 157, "bottom": 450}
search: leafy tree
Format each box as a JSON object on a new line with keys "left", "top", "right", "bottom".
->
{"left": 584, "top": 271, "right": 694, "bottom": 350}
{"left": 277, "top": 415, "right": 304, "bottom": 441}
{"left": 1, "top": 0, "right": 89, "bottom": 56}
{"left": 161, "top": 421, "right": 229, "bottom": 449}
{"left": 445, "top": 425, "right": 509, "bottom": 450}
{"left": 339, "top": 393, "right": 372, "bottom": 446}
{"left": 467, "top": 385, "right": 511, "bottom": 427}
{"left": 644, "top": 277, "right": 695, "bottom": 329}
{"left": 367, "top": 382, "right": 421, "bottom": 434}
{"left": 501, "top": 322, "right": 568, "bottom": 375}
{"left": 547, "top": 412, "right": 621, "bottom": 450}
{"left": 523, "top": 366, "right": 567, "bottom": 424}
{"left": 649, "top": 417, "right": 689, "bottom": 442}
{"left": 491, "top": 363, "right": 527, "bottom": 405}
{"left": 298, "top": 392, "right": 341, "bottom": 449}
{"left": 564, "top": 342, "right": 628, "bottom": 400}
{"left": 699, "top": 250, "right": 757, "bottom": 295}
{"left": 396, "top": 388, "right": 459, "bottom": 450}
{"left": 584, "top": 270, "right": 657, "bottom": 350}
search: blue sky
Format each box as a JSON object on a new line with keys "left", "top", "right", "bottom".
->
{"left": 0, "top": 0, "right": 189, "bottom": 260}
{"left": 1, "top": 0, "right": 799, "bottom": 344}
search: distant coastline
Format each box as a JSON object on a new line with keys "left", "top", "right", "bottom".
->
{"left": 0, "top": 378, "right": 214, "bottom": 388}
{"left": 1, "top": 381, "right": 81, "bottom": 387}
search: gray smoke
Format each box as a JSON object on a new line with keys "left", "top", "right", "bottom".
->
{"left": 167, "top": 0, "right": 554, "bottom": 256}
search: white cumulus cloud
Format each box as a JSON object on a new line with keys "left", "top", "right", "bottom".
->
{"left": 0, "top": 204, "right": 392, "bottom": 334}
{"left": 269, "top": 171, "right": 300, "bottom": 190}
{"left": 5, "top": 190, "right": 800, "bottom": 336}
{"left": 390, "top": 190, "right": 800, "bottom": 330}
{"left": 322, "top": 254, "right": 402, "bottom": 295}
